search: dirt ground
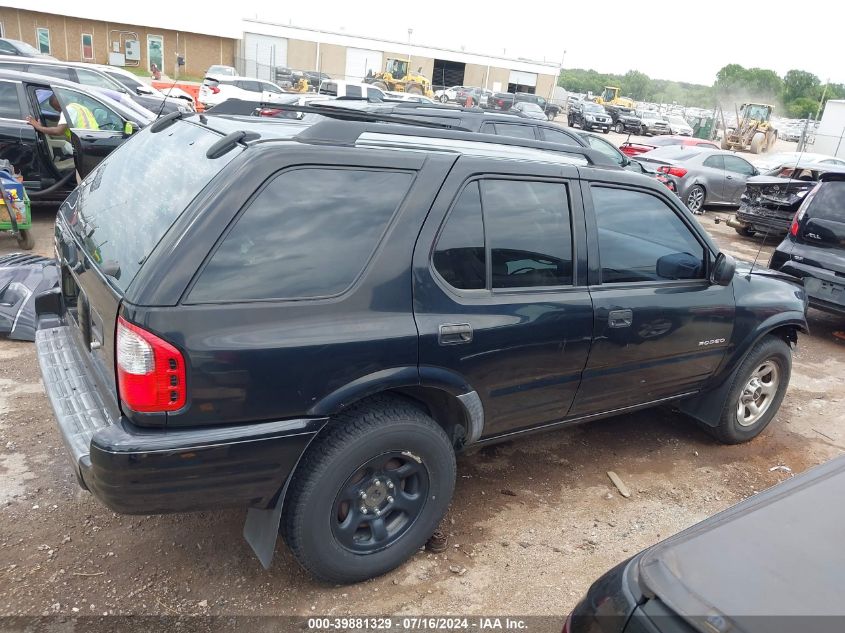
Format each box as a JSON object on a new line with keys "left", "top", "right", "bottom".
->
{"left": 1, "top": 140, "right": 843, "bottom": 624}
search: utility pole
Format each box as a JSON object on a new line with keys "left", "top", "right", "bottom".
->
{"left": 815, "top": 78, "right": 829, "bottom": 122}
{"left": 548, "top": 49, "right": 566, "bottom": 103}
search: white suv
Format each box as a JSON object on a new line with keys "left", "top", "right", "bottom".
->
{"left": 200, "top": 75, "right": 288, "bottom": 108}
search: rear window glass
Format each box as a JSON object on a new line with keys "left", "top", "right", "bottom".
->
{"left": 807, "top": 181, "right": 845, "bottom": 221}
{"left": 60, "top": 122, "right": 238, "bottom": 292}
{"left": 188, "top": 168, "right": 414, "bottom": 302}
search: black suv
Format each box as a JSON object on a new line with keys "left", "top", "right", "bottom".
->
{"left": 568, "top": 100, "right": 613, "bottom": 133}
{"left": 769, "top": 171, "right": 845, "bottom": 315}
{"left": 36, "top": 110, "right": 807, "bottom": 585}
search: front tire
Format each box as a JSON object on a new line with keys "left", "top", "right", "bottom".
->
{"left": 615, "top": 122, "right": 624, "bottom": 133}
{"left": 705, "top": 336, "right": 791, "bottom": 444}
{"left": 439, "top": 94, "right": 449, "bottom": 103}
{"left": 735, "top": 225, "right": 756, "bottom": 237}
{"left": 283, "top": 396, "right": 456, "bottom": 584}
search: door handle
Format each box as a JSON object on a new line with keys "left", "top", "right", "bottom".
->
{"left": 726, "top": 175, "right": 734, "bottom": 180}
{"left": 438, "top": 323, "right": 473, "bottom": 345}
{"left": 608, "top": 309, "right": 633, "bottom": 328}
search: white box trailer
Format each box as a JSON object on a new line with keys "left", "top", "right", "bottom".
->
{"left": 814, "top": 99, "right": 845, "bottom": 158}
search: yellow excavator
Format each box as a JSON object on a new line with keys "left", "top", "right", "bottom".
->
{"left": 594, "top": 86, "right": 635, "bottom": 109}
{"left": 721, "top": 103, "right": 777, "bottom": 154}
{"left": 364, "top": 58, "right": 434, "bottom": 98}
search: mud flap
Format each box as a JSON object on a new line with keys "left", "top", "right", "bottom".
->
{"left": 243, "top": 486, "right": 287, "bottom": 570}
{"left": 678, "top": 373, "right": 736, "bottom": 427}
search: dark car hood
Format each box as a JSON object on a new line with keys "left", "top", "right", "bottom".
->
{"left": 734, "top": 259, "right": 804, "bottom": 286}
{"left": 638, "top": 455, "right": 845, "bottom": 629}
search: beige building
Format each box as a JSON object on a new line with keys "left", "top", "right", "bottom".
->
{"left": 0, "top": 7, "right": 559, "bottom": 97}
{"left": 0, "top": 7, "right": 236, "bottom": 78}
{"left": 239, "top": 20, "right": 560, "bottom": 97}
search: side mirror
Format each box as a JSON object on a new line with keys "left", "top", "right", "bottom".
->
{"left": 123, "top": 121, "right": 138, "bottom": 137}
{"left": 136, "top": 85, "right": 153, "bottom": 95}
{"left": 710, "top": 252, "right": 736, "bottom": 286}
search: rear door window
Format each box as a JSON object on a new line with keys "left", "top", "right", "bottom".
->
{"left": 188, "top": 168, "right": 414, "bottom": 302}
{"left": 345, "top": 84, "right": 362, "bottom": 98}
{"left": 703, "top": 155, "right": 725, "bottom": 170}
{"left": 0, "top": 81, "right": 22, "bottom": 119}
{"left": 237, "top": 80, "right": 261, "bottom": 93}
{"left": 540, "top": 127, "right": 579, "bottom": 146}
{"left": 75, "top": 68, "right": 122, "bottom": 91}
{"left": 493, "top": 123, "right": 537, "bottom": 140}
{"left": 61, "top": 122, "right": 239, "bottom": 292}
{"left": 26, "top": 64, "right": 72, "bottom": 81}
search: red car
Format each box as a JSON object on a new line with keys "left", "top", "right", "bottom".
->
{"left": 620, "top": 135, "right": 718, "bottom": 157}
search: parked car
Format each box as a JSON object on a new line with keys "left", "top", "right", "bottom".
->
{"left": 512, "top": 92, "right": 562, "bottom": 120}
{"left": 576, "top": 131, "right": 657, "bottom": 176}
{"left": 206, "top": 65, "right": 237, "bottom": 77}
{"left": 637, "top": 110, "right": 671, "bottom": 135}
{"left": 454, "top": 86, "right": 492, "bottom": 106}
{"left": 434, "top": 85, "right": 465, "bottom": 103}
{"left": 317, "top": 80, "right": 385, "bottom": 100}
{"left": 35, "top": 110, "right": 806, "bottom": 585}
{"left": 0, "top": 56, "right": 188, "bottom": 115}
{"left": 567, "top": 455, "right": 845, "bottom": 633}
{"left": 91, "top": 64, "right": 195, "bottom": 111}
{"left": 730, "top": 162, "right": 845, "bottom": 237}
{"left": 384, "top": 91, "right": 435, "bottom": 104}
{"left": 753, "top": 151, "right": 845, "bottom": 172}
{"left": 0, "top": 37, "right": 55, "bottom": 59}
{"left": 200, "top": 75, "right": 289, "bottom": 109}
{"left": 568, "top": 101, "right": 612, "bottom": 133}
{"left": 769, "top": 173, "right": 845, "bottom": 315}
{"left": 636, "top": 146, "right": 759, "bottom": 214}
{"left": 511, "top": 101, "right": 548, "bottom": 120}
{"left": 605, "top": 105, "right": 642, "bottom": 134}
{"left": 620, "top": 135, "right": 719, "bottom": 157}
{"left": 666, "top": 114, "right": 693, "bottom": 136}
{"left": 350, "top": 102, "right": 586, "bottom": 146}
{"left": 0, "top": 69, "right": 150, "bottom": 201}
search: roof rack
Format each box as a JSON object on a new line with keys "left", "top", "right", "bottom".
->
{"left": 291, "top": 114, "right": 614, "bottom": 167}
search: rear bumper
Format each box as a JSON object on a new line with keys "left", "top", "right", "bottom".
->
{"left": 777, "top": 261, "right": 845, "bottom": 315}
{"left": 736, "top": 206, "right": 792, "bottom": 234}
{"left": 36, "top": 325, "right": 326, "bottom": 514}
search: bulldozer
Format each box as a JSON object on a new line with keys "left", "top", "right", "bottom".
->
{"left": 594, "top": 86, "right": 635, "bottom": 109}
{"left": 721, "top": 103, "right": 777, "bottom": 154}
{"left": 364, "top": 58, "right": 434, "bottom": 98}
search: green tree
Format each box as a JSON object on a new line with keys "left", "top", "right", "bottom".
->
{"left": 783, "top": 69, "right": 820, "bottom": 103}
{"left": 787, "top": 97, "right": 821, "bottom": 118}
{"left": 621, "top": 70, "right": 650, "bottom": 101}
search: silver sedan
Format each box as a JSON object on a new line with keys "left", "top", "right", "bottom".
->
{"left": 635, "top": 146, "right": 760, "bottom": 214}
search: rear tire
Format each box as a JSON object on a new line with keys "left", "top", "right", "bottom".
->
{"left": 283, "top": 396, "right": 456, "bottom": 584}
{"left": 704, "top": 336, "right": 791, "bottom": 444}
{"left": 439, "top": 94, "right": 448, "bottom": 103}
{"left": 750, "top": 132, "right": 765, "bottom": 154}
{"left": 406, "top": 84, "right": 423, "bottom": 95}
{"left": 602, "top": 127, "right": 610, "bottom": 134}
{"left": 371, "top": 80, "right": 389, "bottom": 91}
{"left": 615, "top": 122, "right": 624, "bottom": 133}
{"left": 685, "top": 185, "right": 706, "bottom": 214}
{"left": 735, "top": 225, "right": 756, "bottom": 237}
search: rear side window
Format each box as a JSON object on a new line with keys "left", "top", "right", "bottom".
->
{"left": 237, "top": 80, "right": 261, "bottom": 92}
{"left": 493, "top": 123, "right": 537, "bottom": 140}
{"left": 806, "top": 181, "right": 845, "bottom": 221}
{"left": 27, "top": 64, "right": 72, "bottom": 80}
{"left": 189, "top": 168, "right": 413, "bottom": 302}
{"left": 60, "top": 122, "right": 239, "bottom": 292}
{"left": 0, "top": 81, "right": 21, "bottom": 119}
{"left": 540, "top": 127, "right": 578, "bottom": 146}
{"left": 703, "top": 155, "right": 725, "bottom": 169}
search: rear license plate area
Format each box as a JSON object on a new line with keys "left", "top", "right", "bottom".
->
{"left": 805, "top": 278, "right": 845, "bottom": 302}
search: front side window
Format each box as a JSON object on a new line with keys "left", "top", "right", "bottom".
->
{"left": 75, "top": 68, "right": 123, "bottom": 91}
{"left": 261, "top": 82, "right": 282, "bottom": 94}
{"left": 0, "top": 40, "right": 16, "bottom": 55}
{"left": 723, "top": 155, "right": 755, "bottom": 176}
{"left": 592, "top": 186, "right": 706, "bottom": 284}
{"left": 584, "top": 135, "right": 624, "bottom": 165}
{"left": 346, "top": 85, "right": 362, "bottom": 98}
{"left": 189, "top": 168, "right": 413, "bottom": 302}
{"left": 53, "top": 87, "right": 123, "bottom": 131}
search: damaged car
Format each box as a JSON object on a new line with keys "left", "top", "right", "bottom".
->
{"left": 729, "top": 162, "right": 845, "bottom": 237}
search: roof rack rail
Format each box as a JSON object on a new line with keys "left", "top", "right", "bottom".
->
{"left": 291, "top": 116, "right": 615, "bottom": 167}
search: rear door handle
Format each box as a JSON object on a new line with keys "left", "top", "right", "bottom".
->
{"left": 608, "top": 309, "right": 633, "bottom": 328}
{"left": 726, "top": 175, "right": 734, "bottom": 180}
{"left": 438, "top": 323, "right": 473, "bottom": 345}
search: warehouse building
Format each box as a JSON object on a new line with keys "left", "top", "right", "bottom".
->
{"left": 0, "top": 6, "right": 559, "bottom": 97}
{"left": 0, "top": 6, "right": 237, "bottom": 78}
{"left": 238, "top": 19, "right": 559, "bottom": 96}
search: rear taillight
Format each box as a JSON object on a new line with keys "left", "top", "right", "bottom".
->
{"left": 790, "top": 182, "right": 820, "bottom": 237}
{"left": 259, "top": 108, "right": 282, "bottom": 117}
{"left": 210, "top": 86, "right": 220, "bottom": 94}
{"left": 116, "top": 317, "right": 186, "bottom": 413}
{"left": 657, "top": 165, "right": 688, "bottom": 178}
{"left": 498, "top": 99, "right": 504, "bottom": 106}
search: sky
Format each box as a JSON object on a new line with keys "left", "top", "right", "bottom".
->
{"left": 18, "top": 0, "right": 845, "bottom": 86}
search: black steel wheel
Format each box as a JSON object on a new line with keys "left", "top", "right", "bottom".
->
{"left": 331, "top": 451, "right": 430, "bottom": 554}
{"left": 283, "top": 396, "right": 455, "bottom": 584}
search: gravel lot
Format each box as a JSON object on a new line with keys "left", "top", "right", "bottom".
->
{"left": 1, "top": 134, "right": 843, "bottom": 625}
